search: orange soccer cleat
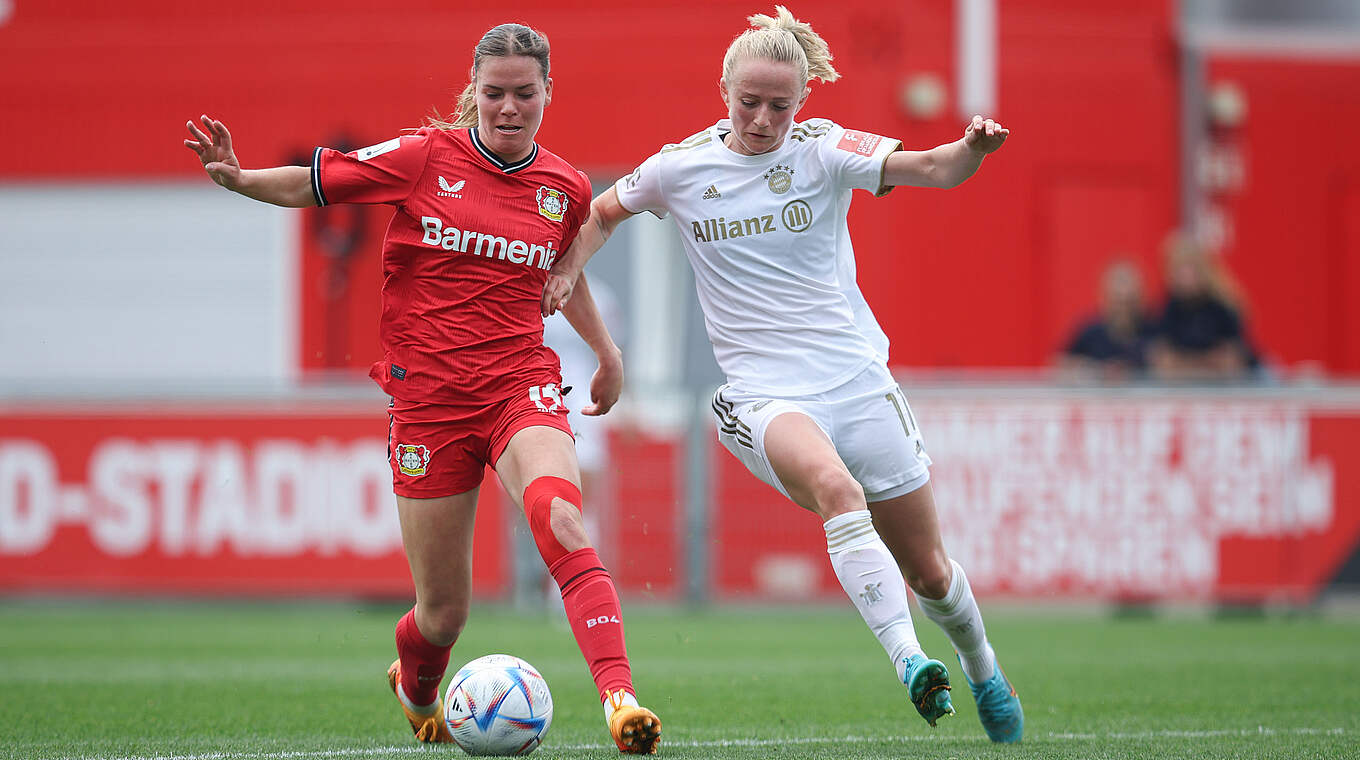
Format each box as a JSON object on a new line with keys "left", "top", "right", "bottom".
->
{"left": 605, "top": 689, "right": 662, "bottom": 754}
{"left": 386, "top": 659, "right": 454, "bottom": 743}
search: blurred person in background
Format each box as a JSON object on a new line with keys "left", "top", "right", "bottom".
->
{"left": 1057, "top": 258, "right": 1159, "bottom": 382}
{"left": 183, "top": 21, "right": 661, "bottom": 754}
{"left": 542, "top": 5, "right": 1022, "bottom": 744}
{"left": 1149, "top": 232, "right": 1258, "bottom": 382}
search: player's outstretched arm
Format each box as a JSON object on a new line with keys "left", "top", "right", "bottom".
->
{"left": 883, "top": 115, "right": 1009, "bottom": 189}
{"left": 542, "top": 187, "right": 636, "bottom": 316}
{"left": 183, "top": 115, "right": 315, "bottom": 208}
{"left": 559, "top": 275, "right": 624, "bottom": 416}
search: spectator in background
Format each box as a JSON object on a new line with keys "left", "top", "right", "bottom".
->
{"left": 1059, "top": 258, "right": 1158, "bottom": 382}
{"left": 1148, "top": 232, "right": 1256, "bottom": 382}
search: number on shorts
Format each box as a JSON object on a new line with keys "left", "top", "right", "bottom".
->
{"left": 530, "top": 383, "right": 564, "bottom": 413}
{"left": 885, "top": 390, "right": 915, "bottom": 438}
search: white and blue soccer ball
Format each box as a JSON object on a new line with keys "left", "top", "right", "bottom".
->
{"left": 444, "top": 654, "right": 553, "bottom": 756}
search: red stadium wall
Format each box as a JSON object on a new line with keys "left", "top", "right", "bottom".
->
{"left": 0, "top": 403, "right": 677, "bottom": 599}
{"left": 4, "top": 394, "right": 1358, "bottom": 602}
{"left": 0, "top": 405, "right": 466, "bottom": 596}
{"left": 4, "top": 1, "right": 1360, "bottom": 601}
{"left": 713, "top": 394, "right": 1360, "bottom": 603}
{"left": 1203, "top": 56, "right": 1360, "bottom": 373}
{"left": 10, "top": 0, "right": 1358, "bottom": 374}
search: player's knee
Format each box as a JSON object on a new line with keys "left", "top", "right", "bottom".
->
{"left": 524, "top": 476, "right": 586, "bottom": 566}
{"left": 420, "top": 601, "right": 469, "bottom": 645}
{"left": 806, "top": 467, "right": 865, "bottom": 519}
{"left": 548, "top": 502, "right": 591, "bottom": 553}
{"left": 906, "top": 554, "right": 952, "bottom": 600}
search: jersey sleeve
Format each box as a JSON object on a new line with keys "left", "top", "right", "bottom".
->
{"left": 559, "top": 169, "right": 593, "bottom": 253}
{"left": 311, "top": 131, "right": 433, "bottom": 207}
{"left": 613, "top": 152, "right": 668, "bottom": 219}
{"left": 817, "top": 122, "right": 903, "bottom": 198}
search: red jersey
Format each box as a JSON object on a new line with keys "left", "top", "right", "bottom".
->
{"left": 312, "top": 127, "right": 591, "bottom": 404}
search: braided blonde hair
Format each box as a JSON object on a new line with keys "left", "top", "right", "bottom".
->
{"left": 428, "top": 23, "right": 551, "bottom": 131}
{"left": 722, "top": 6, "right": 840, "bottom": 85}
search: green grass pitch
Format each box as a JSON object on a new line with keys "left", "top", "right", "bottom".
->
{"left": 1, "top": 600, "right": 1355, "bottom": 759}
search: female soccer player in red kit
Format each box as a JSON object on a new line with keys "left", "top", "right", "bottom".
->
{"left": 183, "top": 23, "right": 661, "bottom": 754}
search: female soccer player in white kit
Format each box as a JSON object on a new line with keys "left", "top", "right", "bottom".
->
{"left": 542, "top": 6, "right": 1022, "bottom": 743}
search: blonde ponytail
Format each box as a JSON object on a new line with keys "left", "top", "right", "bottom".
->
{"left": 723, "top": 5, "right": 840, "bottom": 85}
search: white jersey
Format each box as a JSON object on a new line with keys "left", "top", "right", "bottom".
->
{"left": 615, "top": 118, "right": 901, "bottom": 396}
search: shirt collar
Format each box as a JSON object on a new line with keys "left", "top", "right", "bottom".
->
{"left": 469, "top": 128, "right": 539, "bottom": 173}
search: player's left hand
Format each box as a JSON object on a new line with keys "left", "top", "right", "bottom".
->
{"left": 581, "top": 347, "right": 623, "bottom": 416}
{"left": 963, "top": 115, "right": 1009, "bottom": 154}
{"left": 541, "top": 267, "right": 577, "bottom": 317}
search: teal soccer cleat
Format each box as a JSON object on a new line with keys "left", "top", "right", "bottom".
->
{"left": 903, "top": 654, "right": 954, "bottom": 727}
{"left": 964, "top": 659, "right": 1023, "bottom": 743}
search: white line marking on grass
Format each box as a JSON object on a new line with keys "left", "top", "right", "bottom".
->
{"left": 53, "top": 751, "right": 432, "bottom": 760}
{"left": 54, "top": 727, "right": 1350, "bottom": 760}
{"left": 1049, "top": 726, "right": 1348, "bottom": 740}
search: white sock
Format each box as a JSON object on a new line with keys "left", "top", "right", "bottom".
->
{"left": 602, "top": 688, "right": 638, "bottom": 722}
{"left": 915, "top": 558, "right": 995, "bottom": 684}
{"left": 396, "top": 682, "right": 440, "bottom": 715}
{"left": 825, "top": 510, "right": 924, "bottom": 683}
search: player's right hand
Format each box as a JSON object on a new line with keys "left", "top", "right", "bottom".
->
{"left": 581, "top": 347, "right": 623, "bottom": 417}
{"left": 184, "top": 115, "right": 242, "bottom": 190}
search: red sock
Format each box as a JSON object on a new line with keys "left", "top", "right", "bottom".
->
{"left": 550, "top": 547, "right": 634, "bottom": 702}
{"left": 395, "top": 609, "right": 452, "bottom": 707}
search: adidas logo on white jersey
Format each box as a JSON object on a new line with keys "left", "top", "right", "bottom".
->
{"left": 702, "top": 184, "right": 721, "bottom": 200}
{"left": 437, "top": 176, "right": 465, "bottom": 198}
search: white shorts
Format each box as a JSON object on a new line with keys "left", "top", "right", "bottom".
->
{"left": 711, "top": 362, "right": 933, "bottom": 503}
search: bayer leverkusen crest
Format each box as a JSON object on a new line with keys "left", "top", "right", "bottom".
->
{"left": 396, "top": 444, "right": 430, "bottom": 477}
{"left": 536, "top": 186, "right": 567, "bottom": 222}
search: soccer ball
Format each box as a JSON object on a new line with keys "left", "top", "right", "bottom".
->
{"left": 444, "top": 654, "right": 553, "bottom": 756}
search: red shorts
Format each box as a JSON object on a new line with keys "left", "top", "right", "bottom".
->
{"left": 387, "top": 382, "right": 573, "bottom": 498}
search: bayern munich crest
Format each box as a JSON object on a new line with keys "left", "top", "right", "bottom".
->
{"left": 536, "top": 186, "right": 567, "bottom": 222}
{"left": 396, "top": 444, "right": 430, "bottom": 476}
{"left": 764, "top": 164, "right": 794, "bottom": 194}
